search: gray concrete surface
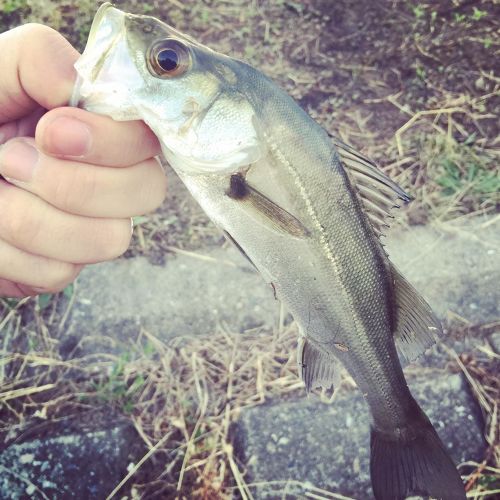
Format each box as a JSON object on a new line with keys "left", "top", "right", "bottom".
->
{"left": 66, "top": 215, "right": 498, "bottom": 352}
{"left": 66, "top": 246, "right": 278, "bottom": 353}
{"left": 386, "top": 216, "right": 499, "bottom": 325}
{"left": 232, "top": 373, "right": 486, "bottom": 499}
{"left": 0, "top": 420, "right": 145, "bottom": 499}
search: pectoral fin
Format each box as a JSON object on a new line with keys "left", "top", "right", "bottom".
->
{"left": 391, "top": 265, "right": 443, "bottom": 363}
{"left": 227, "top": 173, "right": 309, "bottom": 238}
{"left": 297, "top": 336, "right": 341, "bottom": 392}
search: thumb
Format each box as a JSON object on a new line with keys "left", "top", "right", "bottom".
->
{"left": 0, "top": 23, "right": 79, "bottom": 124}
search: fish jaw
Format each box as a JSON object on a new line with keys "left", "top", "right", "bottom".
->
{"left": 71, "top": 3, "right": 144, "bottom": 120}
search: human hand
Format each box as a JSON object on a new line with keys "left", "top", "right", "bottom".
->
{"left": 0, "top": 24, "right": 166, "bottom": 298}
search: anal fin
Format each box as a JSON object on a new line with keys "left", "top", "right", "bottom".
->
{"left": 297, "top": 336, "right": 341, "bottom": 392}
{"left": 392, "top": 265, "right": 443, "bottom": 363}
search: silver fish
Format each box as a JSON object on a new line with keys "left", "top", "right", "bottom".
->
{"left": 72, "top": 4, "right": 467, "bottom": 499}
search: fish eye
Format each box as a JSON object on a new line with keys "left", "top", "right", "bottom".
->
{"left": 147, "top": 39, "right": 190, "bottom": 78}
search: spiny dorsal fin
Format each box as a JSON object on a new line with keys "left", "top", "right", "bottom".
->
{"left": 297, "top": 336, "right": 341, "bottom": 392}
{"left": 332, "top": 136, "right": 411, "bottom": 237}
{"left": 391, "top": 265, "right": 443, "bottom": 363}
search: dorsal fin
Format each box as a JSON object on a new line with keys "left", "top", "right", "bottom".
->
{"left": 391, "top": 265, "right": 443, "bottom": 363}
{"left": 332, "top": 136, "right": 411, "bottom": 237}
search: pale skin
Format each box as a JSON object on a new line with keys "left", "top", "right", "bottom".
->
{"left": 0, "top": 24, "right": 167, "bottom": 298}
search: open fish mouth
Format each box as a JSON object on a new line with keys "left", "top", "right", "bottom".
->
{"left": 70, "top": 3, "right": 141, "bottom": 115}
{"left": 71, "top": 2, "right": 117, "bottom": 106}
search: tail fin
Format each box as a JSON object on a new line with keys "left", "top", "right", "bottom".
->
{"left": 370, "top": 416, "right": 466, "bottom": 500}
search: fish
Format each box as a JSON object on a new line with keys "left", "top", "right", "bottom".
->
{"left": 71, "top": 4, "right": 467, "bottom": 499}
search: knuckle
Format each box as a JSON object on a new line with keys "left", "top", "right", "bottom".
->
{"left": 15, "top": 283, "right": 36, "bottom": 297}
{"left": 111, "top": 220, "right": 133, "bottom": 258}
{"left": 18, "top": 24, "right": 63, "bottom": 57}
{"left": 95, "top": 219, "right": 131, "bottom": 260}
{"left": 0, "top": 199, "right": 41, "bottom": 249}
{"left": 0, "top": 279, "right": 23, "bottom": 298}
{"left": 50, "top": 164, "right": 97, "bottom": 214}
{"left": 155, "top": 177, "right": 168, "bottom": 209}
{"left": 48, "top": 168, "right": 74, "bottom": 213}
{"left": 19, "top": 23, "right": 56, "bottom": 39}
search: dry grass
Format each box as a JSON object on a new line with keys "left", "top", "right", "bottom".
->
{"left": 380, "top": 93, "right": 499, "bottom": 224}
{"left": 1, "top": 293, "right": 499, "bottom": 498}
{"left": 452, "top": 343, "right": 500, "bottom": 499}
{"left": 0, "top": 299, "right": 303, "bottom": 498}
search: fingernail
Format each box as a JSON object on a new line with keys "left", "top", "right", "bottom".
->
{"left": 0, "top": 141, "right": 39, "bottom": 182}
{"left": 44, "top": 116, "right": 92, "bottom": 157}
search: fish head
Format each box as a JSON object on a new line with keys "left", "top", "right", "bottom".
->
{"left": 73, "top": 3, "right": 262, "bottom": 174}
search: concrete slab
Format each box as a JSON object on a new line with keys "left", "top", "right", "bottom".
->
{"left": 64, "top": 216, "right": 498, "bottom": 354}
{"left": 0, "top": 419, "right": 145, "bottom": 499}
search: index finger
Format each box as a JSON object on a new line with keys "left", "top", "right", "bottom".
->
{"left": 0, "top": 24, "right": 78, "bottom": 124}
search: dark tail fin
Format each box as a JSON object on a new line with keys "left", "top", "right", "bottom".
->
{"left": 370, "top": 414, "right": 466, "bottom": 500}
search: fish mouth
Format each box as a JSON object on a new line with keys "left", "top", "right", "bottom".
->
{"left": 70, "top": 3, "right": 128, "bottom": 107}
{"left": 87, "top": 2, "right": 118, "bottom": 48}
